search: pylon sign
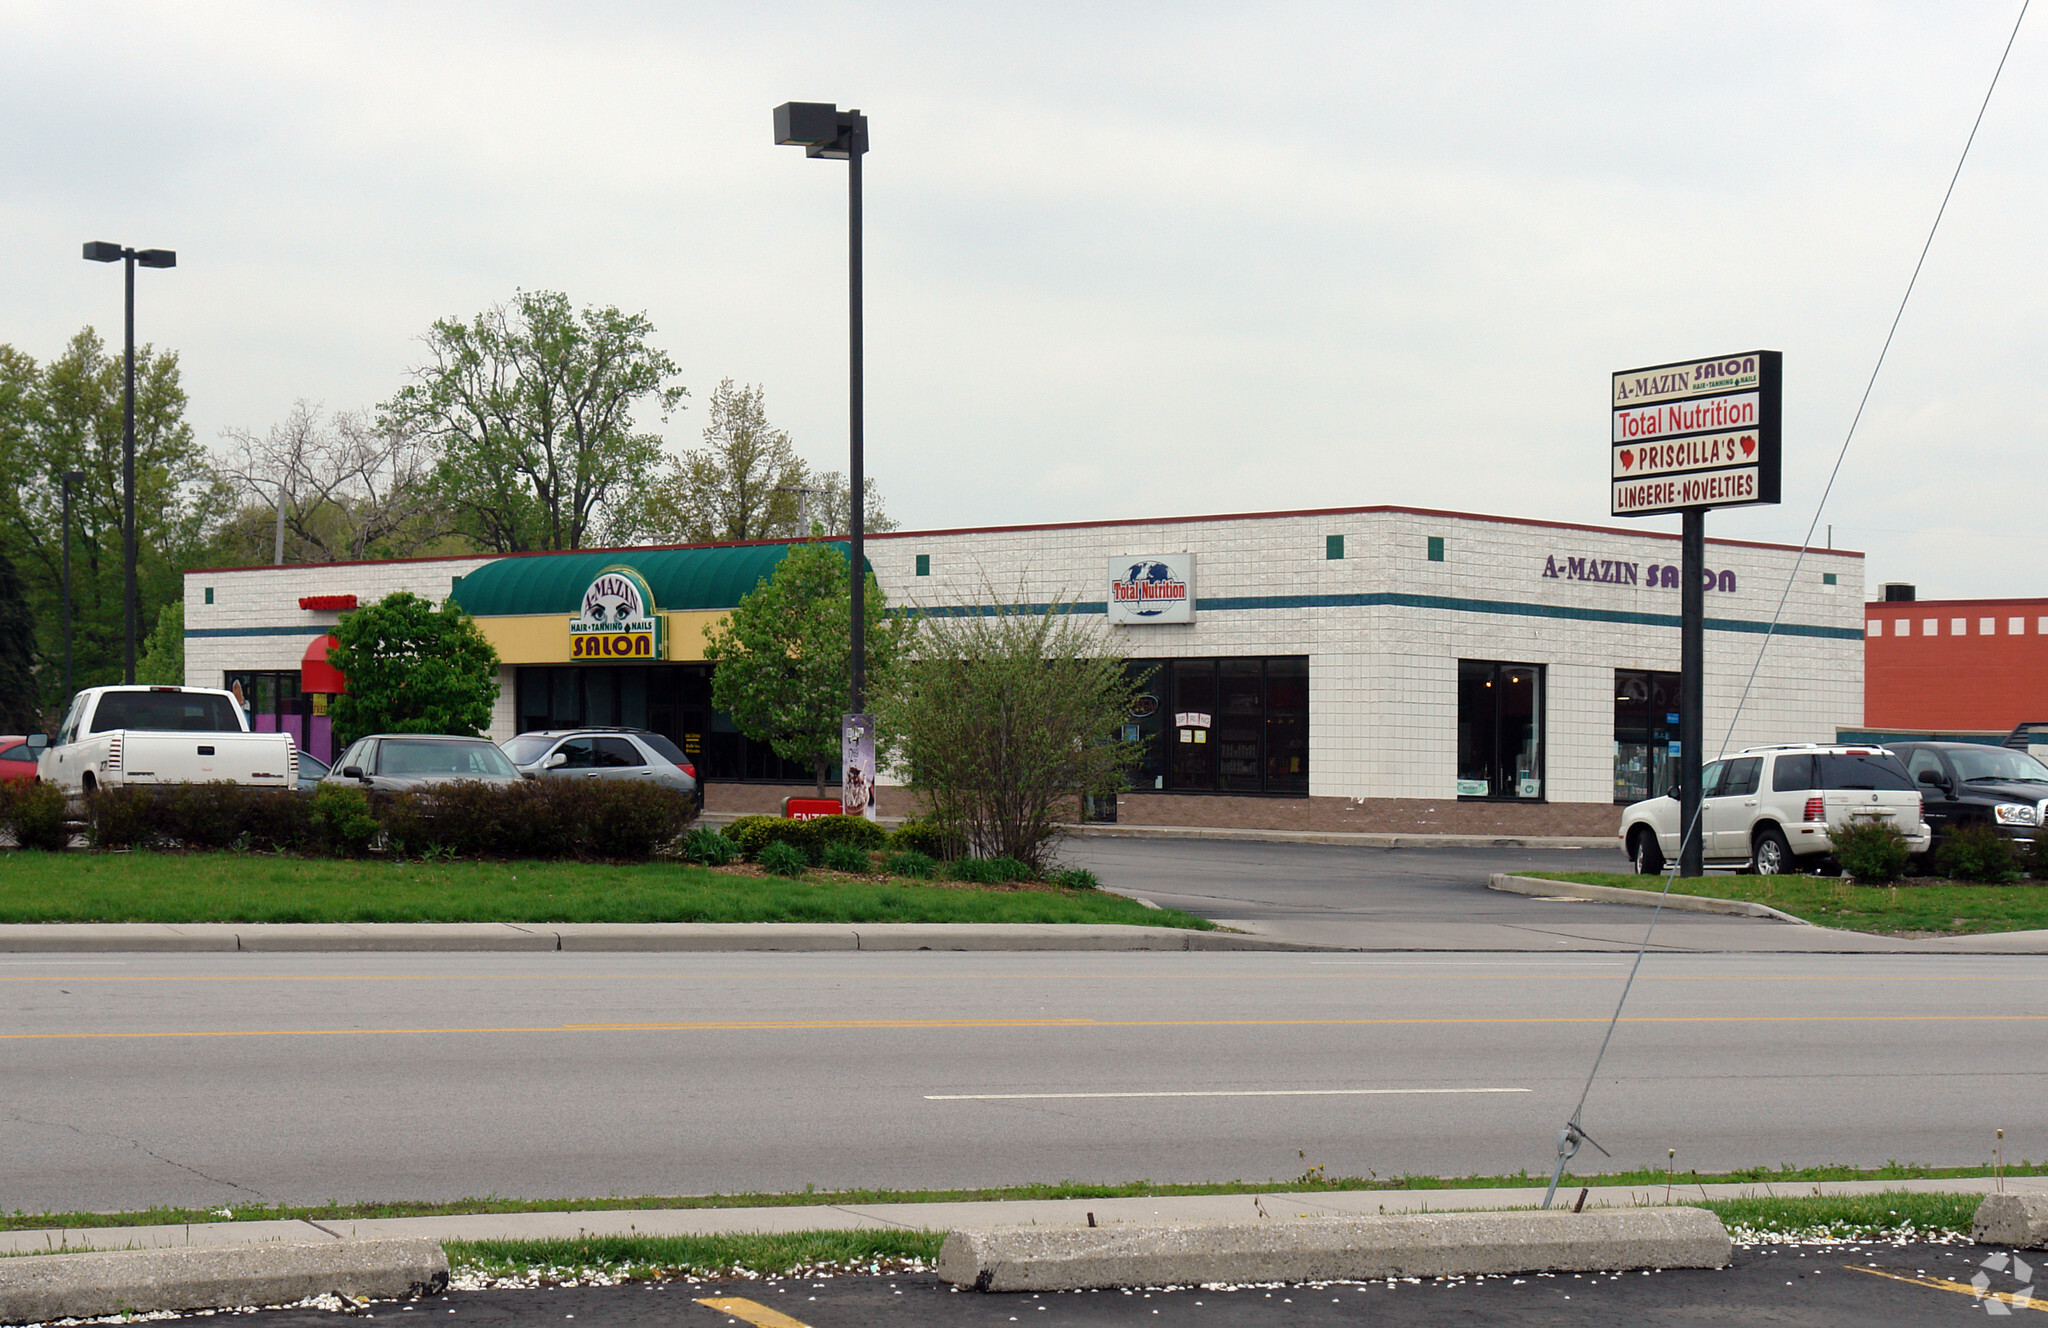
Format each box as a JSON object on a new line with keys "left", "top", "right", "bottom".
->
{"left": 1611, "top": 351, "right": 1781, "bottom": 517}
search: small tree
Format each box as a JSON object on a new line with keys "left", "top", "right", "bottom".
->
{"left": 328, "top": 592, "right": 500, "bottom": 746}
{"left": 870, "top": 590, "right": 1144, "bottom": 872}
{"left": 136, "top": 597, "right": 184, "bottom": 686}
{"left": 702, "top": 543, "right": 901, "bottom": 796}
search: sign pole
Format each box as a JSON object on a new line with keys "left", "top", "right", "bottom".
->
{"left": 1678, "top": 509, "right": 1706, "bottom": 877}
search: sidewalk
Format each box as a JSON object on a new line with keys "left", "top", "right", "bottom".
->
{"left": 3, "top": 1175, "right": 2026, "bottom": 1254}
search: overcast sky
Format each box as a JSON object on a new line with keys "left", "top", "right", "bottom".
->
{"left": 4, "top": 1, "right": 2042, "bottom": 596}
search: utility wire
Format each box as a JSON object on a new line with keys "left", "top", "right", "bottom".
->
{"left": 1542, "top": 0, "right": 2031, "bottom": 1210}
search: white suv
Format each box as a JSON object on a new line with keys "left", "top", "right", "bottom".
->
{"left": 1619, "top": 744, "right": 1931, "bottom": 875}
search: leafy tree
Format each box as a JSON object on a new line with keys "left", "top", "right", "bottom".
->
{"left": 327, "top": 592, "right": 501, "bottom": 746}
{"left": 702, "top": 543, "right": 903, "bottom": 795}
{"left": 632, "top": 378, "right": 897, "bottom": 544}
{"left": 382, "top": 290, "right": 687, "bottom": 552}
{"left": 869, "top": 590, "right": 1144, "bottom": 872}
{"left": 215, "top": 400, "right": 456, "bottom": 563}
{"left": 136, "top": 597, "right": 184, "bottom": 687}
{"left": 0, "top": 544, "right": 39, "bottom": 730}
{"left": 0, "top": 330, "right": 226, "bottom": 708}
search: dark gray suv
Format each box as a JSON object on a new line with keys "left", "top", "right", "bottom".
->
{"left": 502, "top": 728, "right": 701, "bottom": 813}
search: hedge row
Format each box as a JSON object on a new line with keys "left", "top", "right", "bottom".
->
{"left": 0, "top": 781, "right": 68, "bottom": 852}
{"left": 46, "top": 779, "right": 697, "bottom": 862}
{"left": 718, "top": 813, "right": 968, "bottom": 862}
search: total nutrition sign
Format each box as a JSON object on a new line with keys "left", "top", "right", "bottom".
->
{"left": 1610, "top": 351, "right": 1781, "bottom": 517}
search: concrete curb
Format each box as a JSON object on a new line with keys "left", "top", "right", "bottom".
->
{"left": 0, "top": 922, "right": 1327, "bottom": 954}
{"left": 1974, "top": 1194, "right": 2048, "bottom": 1248}
{"left": 1488, "top": 873, "right": 1811, "bottom": 924}
{"left": 936, "top": 1208, "right": 1731, "bottom": 1291}
{"left": 1069, "top": 824, "right": 1618, "bottom": 849}
{"left": 0, "top": 1237, "right": 447, "bottom": 1324}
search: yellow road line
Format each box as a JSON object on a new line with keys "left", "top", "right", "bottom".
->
{"left": 10, "top": 1012, "right": 2048, "bottom": 1042}
{"left": 2, "top": 971, "right": 2044, "bottom": 984}
{"left": 1846, "top": 1262, "right": 2045, "bottom": 1311}
{"left": 694, "top": 1295, "right": 813, "bottom": 1327}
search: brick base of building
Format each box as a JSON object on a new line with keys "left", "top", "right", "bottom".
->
{"left": 706, "top": 783, "right": 1622, "bottom": 837}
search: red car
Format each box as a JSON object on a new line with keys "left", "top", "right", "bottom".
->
{"left": 0, "top": 735, "right": 45, "bottom": 784}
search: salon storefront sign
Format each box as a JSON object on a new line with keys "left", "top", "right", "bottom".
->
{"left": 567, "top": 565, "right": 665, "bottom": 659}
{"left": 1542, "top": 554, "right": 1737, "bottom": 594}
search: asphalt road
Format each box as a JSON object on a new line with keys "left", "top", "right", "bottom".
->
{"left": 6, "top": 948, "right": 2046, "bottom": 1214}
{"left": 178, "top": 1243, "right": 2021, "bottom": 1326}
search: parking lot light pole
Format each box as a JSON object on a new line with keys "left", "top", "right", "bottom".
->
{"left": 81, "top": 241, "right": 176, "bottom": 684}
{"left": 771, "top": 102, "right": 870, "bottom": 712}
{"left": 61, "top": 470, "right": 85, "bottom": 698}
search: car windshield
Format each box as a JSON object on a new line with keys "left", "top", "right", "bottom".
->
{"left": 374, "top": 740, "right": 518, "bottom": 778}
{"left": 1952, "top": 746, "right": 2048, "bottom": 784}
{"left": 89, "top": 691, "right": 243, "bottom": 734}
{"left": 501, "top": 735, "right": 555, "bottom": 764}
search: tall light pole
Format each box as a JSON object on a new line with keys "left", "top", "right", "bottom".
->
{"left": 772, "top": 102, "right": 870, "bottom": 712}
{"left": 61, "top": 470, "right": 85, "bottom": 699}
{"left": 81, "top": 241, "right": 177, "bottom": 684}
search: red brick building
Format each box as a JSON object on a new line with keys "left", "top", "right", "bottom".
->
{"left": 1864, "top": 593, "right": 2048, "bottom": 733}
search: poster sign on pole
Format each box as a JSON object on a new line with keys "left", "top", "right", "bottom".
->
{"left": 841, "top": 712, "right": 876, "bottom": 820}
{"left": 1610, "top": 352, "right": 1781, "bottom": 518}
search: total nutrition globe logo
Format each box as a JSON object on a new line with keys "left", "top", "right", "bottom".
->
{"left": 1106, "top": 553, "right": 1195, "bottom": 625}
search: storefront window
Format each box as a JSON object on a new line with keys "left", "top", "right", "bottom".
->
{"left": 1457, "top": 660, "right": 1544, "bottom": 800}
{"left": 223, "top": 669, "right": 326, "bottom": 761}
{"left": 515, "top": 664, "right": 819, "bottom": 784}
{"left": 1613, "top": 668, "right": 1681, "bottom": 804}
{"left": 1123, "top": 657, "right": 1309, "bottom": 796}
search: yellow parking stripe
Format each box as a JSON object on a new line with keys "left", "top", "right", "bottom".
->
{"left": 8, "top": 1012, "right": 2048, "bottom": 1042}
{"left": 1847, "top": 1263, "right": 2046, "bottom": 1312}
{"left": 694, "top": 1295, "right": 814, "bottom": 1327}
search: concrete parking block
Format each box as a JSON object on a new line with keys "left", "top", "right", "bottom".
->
{"left": 1974, "top": 1193, "right": 2048, "bottom": 1247}
{"left": 0, "top": 1237, "right": 448, "bottom": 1323}
{"left": 936, "top": 1207, "right": 1732, "bottom": 1291}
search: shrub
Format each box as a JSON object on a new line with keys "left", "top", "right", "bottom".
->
{"left": 883, "top": 849, "right": 937, "bottom": 879}
{"left": 1830, "top": 820, "right": 1911, "bottom": 884}
{"left": 820, "top": 841, "right": 873, "bottom": 874}
{"left": 810, "top": 815, "right": 887, "bottom": 851}
{"left": 757, "top": 839, "right": 808, "bottom": 878}
{"left": 311, "top": 783, "right": 380, "bottom": 857}
{"left": 1049, "top": 866, "right": 1100, "bottom": 890}
{"left": 721, "top": 813, "right": 882, "bottom": 863}
{"left": 160, "top": 782, "right": 254, "bottom": 851}
{"left": 1935, "top": 822, "right": 2020, "bottom": 882}
{"left": 721, "top": 814, "right": 799, "bottom": 860}
{"left": 585, "top": 781, "right": 696, "bottom": 860}
{"left": 943, "top": 857, "right": 1002, "bottom": 884}
{"left": 982, "top": 856, "right": 1032, "bottom": 882}
{"left": 4, "top": 781, "right": 70, "bottom": 852}
{"left": 888, "top": 816, "right": 965, "bottom": 861}
{"left": 681, "top": 827, "right": 740, "bottom": 866}
{"left": 238, "top": 790, "right": 313, "bottom": 853}
{"left": 86, "top": 786, "right": 163, "bottom": 849}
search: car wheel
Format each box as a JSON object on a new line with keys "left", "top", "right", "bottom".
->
{"left": 1630, "top": 827, "right": 1665, "bottom": 875}
{"left": 1751, "top": 825, "right": 1795, "bottom": 877}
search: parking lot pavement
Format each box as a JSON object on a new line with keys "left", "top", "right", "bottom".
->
{"left": 183, "top": 1242, "right": 2018, "bottom": 1326}
{"left": 1057, "top": 837, "right": 1926, "bottom": 951}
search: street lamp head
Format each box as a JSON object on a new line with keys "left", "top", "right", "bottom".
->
{"left": 82, "top": 241, "right": 123, "bottom": 263}
{"left": 136, "top": 249, "right": 177, "bottom": 269}
{"left": 772, "top": 101, "right": 867, "bottom": 158}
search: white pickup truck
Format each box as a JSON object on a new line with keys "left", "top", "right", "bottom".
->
{"left": 37, "top": 686, "right": 299, "bottom": 806}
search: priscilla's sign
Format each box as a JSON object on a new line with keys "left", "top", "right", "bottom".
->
{"left": 1610, "top": 351, "right": 1780, "bottom": 518}
{"left": 568, "top": 565, "right": 664, "bottom": 659}
{"left": 1107, "top": 553, "right": 1195, "bottom": 625}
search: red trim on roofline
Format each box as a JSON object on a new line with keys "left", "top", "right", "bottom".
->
{"left": 186, "top": 504, "right": 1863, "bottom": 576}
{"left": 1867, "top": 597, "right": 2048, "bottom": 612}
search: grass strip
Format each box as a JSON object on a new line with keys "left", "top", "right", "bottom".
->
{"left": 1698, "top": 1191, "right": 1980, "bottom": 1240}
{"left": 445, "top": 1230, "right": 942, "bottom": 1282}
{"left": 1527, "top": 870, "right": 2048, "bottom": 936}
{"left": 0, "top": 851, "right": 1208, "bottom": 929}
{"left": 10, "top": 1162, "right": 2036, "bottom": 1233}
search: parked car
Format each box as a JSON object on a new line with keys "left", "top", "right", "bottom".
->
{"left": 1886, "top": 741, "right": 2048, "bottom": 855}
{"left": 37, "top": 686, "right": 298, "bottom": 811}
{"left": 1619, "top": 743, "right": 1931, "bottom": 875}
{"left": 0, "top": 734, "right": 47, "bottom": 785}
{"left": 322, "top": 734, "right": 525, "bottom": 793}
{"left": 502, "top": 728, "right": 701, "bottom": 812}
{"left": 294, "top": 750, "right": 330, "bottom": 793}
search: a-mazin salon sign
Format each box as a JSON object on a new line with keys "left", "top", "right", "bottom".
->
{"left": 1610, "top": 351, "right": 1780, "bottom": 517}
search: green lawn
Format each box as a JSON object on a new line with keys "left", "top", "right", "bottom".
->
{"left": 0, "top": 851, "right": 1210, "bottom": 929}
{"left": 1529, "top": 870, "right": 2048, "bottom": 936}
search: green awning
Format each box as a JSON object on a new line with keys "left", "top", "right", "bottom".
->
{"left": 450, "top": 542, "right": 864, "bottom": 617}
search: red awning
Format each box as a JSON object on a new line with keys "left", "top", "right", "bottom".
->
{"left": 301, "top": 635, "right": 347, "bottom": 694}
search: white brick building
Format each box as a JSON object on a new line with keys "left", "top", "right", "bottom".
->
{"left": 183, "top": 504, "right": 1863, "bottom": 834}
